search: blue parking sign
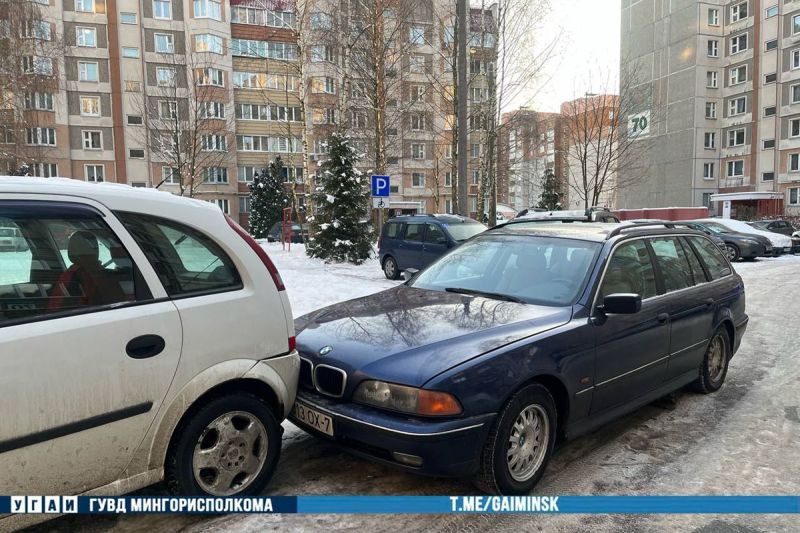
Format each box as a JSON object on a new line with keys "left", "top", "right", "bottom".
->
{"left": 371, "top": 175, "right": 390, "bottom": 197}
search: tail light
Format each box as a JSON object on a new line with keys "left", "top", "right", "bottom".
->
{"left": 225, "top": 215, "right": 285, "bottom": 292}
{"left": 378, "top": 232, "right": 383, "bottom": 249}
{"left": 288, "top": 335, "right": 296, "bottom": 351}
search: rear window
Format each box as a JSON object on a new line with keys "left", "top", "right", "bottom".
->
{"left": 117, "top": 212, "right": 241, "bottom": 297}
{"left": 688, "top": 236, "right": 731, "bottom": 280}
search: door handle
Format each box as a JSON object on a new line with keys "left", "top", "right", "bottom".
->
{"left": 657, "top": 313, "right": 670, "bottom": 324}
{"left": 704, "top": 298, "right": 714, "bottom": 307}
{"left": 126, "top": 335, "right": 166, "bottom": 359}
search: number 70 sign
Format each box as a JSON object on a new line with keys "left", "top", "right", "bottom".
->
{"left": 628, "top": 110, "right": 651, "bottom": 139}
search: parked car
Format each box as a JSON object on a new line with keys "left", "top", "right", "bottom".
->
{"left": 747, "top": 219, "right": 796, "bottom": 236}
{"left": 0, "top": 177, "right": 299, "bottom": 531}
{"left": 696, "top": 218, "right": 793, "bottom": 255}
{"left": 678, "top": 220, "right": 771, "bottom": 262}
{"left": 512, "top": 206, "right": 621, "bottom": 223}
{"left": 625, "top": 220, "right": 727, "bottom": 254}
{"left": 267, "top": 221, "right": 308, "bottom": 244}
{"left": 291, "top": 221, "right": 747, "bottom": 495}
{"left": 0, "top": 225, "right": 28, "bottom": 251}
{"left": 378, "top": 214, "right": 486, "bottom": 280}
{"left": 792, "top": 232, "right": 800, "bottom": 254}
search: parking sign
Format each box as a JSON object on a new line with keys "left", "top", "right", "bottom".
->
{"left": 371, "top": 175, "right": 390, "bottom": 197}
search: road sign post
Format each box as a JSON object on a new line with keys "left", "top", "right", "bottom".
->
{"left": 371, "top": 175, "right": 390, "bottom": 235}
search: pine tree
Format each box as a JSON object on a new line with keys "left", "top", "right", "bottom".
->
{"left": 248, "top": 156, "right": 290, "bottom": 239}
{"left": 306, "top": 132, "right": 373, "bottom": 264}
{"left": 537, "top": 167, "right": 563, "bottom": 211}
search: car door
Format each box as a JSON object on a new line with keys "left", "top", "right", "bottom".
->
{"left": 590, "top": 239, "right": 670, "bottom": 415}
{"left": 421, "top": 223, "right": 449, "bottom": 267}
{"left": 649, "top": 236, "right": 716, "bottom": 382}
{"left": 0, "top": 198, "right": 182, "bottom": 496}
{"left": 396, "top": 222, "right": 425, "bottom": 270}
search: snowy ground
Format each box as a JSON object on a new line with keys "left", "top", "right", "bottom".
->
{"left": 24, "top": 253, "right": 800, "bottom": 533}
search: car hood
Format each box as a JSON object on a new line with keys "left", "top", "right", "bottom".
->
{"left": 294, "top": 286, "right": 572, "bottom": 387}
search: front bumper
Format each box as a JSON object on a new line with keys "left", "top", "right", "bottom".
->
{"left": 289, "top": 388, "right": 495, "bottom": 477}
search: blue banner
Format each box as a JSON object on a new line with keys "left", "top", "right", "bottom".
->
{"left": 1, "top": 496, "right": 799, "bottom": 515}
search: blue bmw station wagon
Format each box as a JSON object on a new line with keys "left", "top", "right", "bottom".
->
{"left": 291, "top": 222, "right": 748, "bottom": 494}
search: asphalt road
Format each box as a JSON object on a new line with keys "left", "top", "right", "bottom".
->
{"left": 25, "top": 257, "right": 800, "bottom": 533}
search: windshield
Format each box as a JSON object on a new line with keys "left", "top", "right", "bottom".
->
{"left": 444, "top": 222, "right": 487, "bottom": 242}
{"left": 409, "top": 235, "right": 600, "bottom": 306}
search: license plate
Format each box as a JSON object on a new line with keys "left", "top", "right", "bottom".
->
{"left": 292, "top": 402, "right": 334, "bottom": 436}
{"left": 785, "top": 247, "right": 792, "bottom": 253}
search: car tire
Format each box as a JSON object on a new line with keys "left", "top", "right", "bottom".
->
{"left": 474, "top": 383, "right": 557, "bottom": 495}
{"left": 725, "top": 244, "right": 740, "bottom": 262}
{"left": 383, "top": 256, "right": 400, "bottom": 280}
{"left": 743, "top": 257, "right": 757, "bottom": 262}
{"left": 691, "top": 326, "right": 731, "bottom": 394}
{"left": 165, "top": 392, "right": 281, "bottom": 497}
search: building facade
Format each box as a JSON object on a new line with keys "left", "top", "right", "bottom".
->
{"left": 1, "top": 0, "right": 498, "bottom": 229}
{"left": 620, "top": 0, "right": 800, "bottom": 216}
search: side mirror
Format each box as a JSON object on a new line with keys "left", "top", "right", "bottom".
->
{"left": 403, "top": 268, "right": 419, "bottom": 282}
{"left": 437, "top": 237, "right": 448, "bottom": 245}
{"left": 598, "top": 293, "right": 641, "bottom": 315}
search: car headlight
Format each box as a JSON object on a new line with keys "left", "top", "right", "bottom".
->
{"left": 741, "top": 238, "right": 760, "bottom": 245}
{"left": 353, "top": 380, "right": 463, "bottom": 416}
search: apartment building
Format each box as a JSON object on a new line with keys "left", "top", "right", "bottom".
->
{"left": 620, "top": 0, "right": 798, "bottom": 217}
{"left": 2, "top": 0, "right": 497, "bottom": 229}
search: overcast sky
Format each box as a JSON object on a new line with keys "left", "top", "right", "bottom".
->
{"left": 509, "top": 0, "right": 622, "bottom": 112}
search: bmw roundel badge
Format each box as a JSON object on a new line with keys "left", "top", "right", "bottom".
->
{"left": 319, "top": 346, "right": 333, "bottom": 356}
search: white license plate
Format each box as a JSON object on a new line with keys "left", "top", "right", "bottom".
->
{"left": 784, "top": 247, "right": 792, "bottom": 253}
{"left": 292, "top": 402, "right": 334, "bottom": 436}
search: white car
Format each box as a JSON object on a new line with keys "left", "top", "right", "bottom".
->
{"left": 695, "top": 218, "right": 793, "bottom": 254}
{"left": 0, "top": 178, "right": 299, "bottom": 531}
{"left": 0, "top": 226, "right": 28, "bottom": 252}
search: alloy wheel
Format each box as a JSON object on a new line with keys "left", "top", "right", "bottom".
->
{"left": 507, "top": 404, "right": 549, "bottom": 482}
{"left": 192, "top": 411, "right": 268, "bottom": 496}
{"left": 384, "top": 259, "right": 396, "bottom": 278}
{"left": 707, "top": 336, "right": 726, "bottom": 383}
{"left": 725, "top": 245, "right": 738, "bottom": 262}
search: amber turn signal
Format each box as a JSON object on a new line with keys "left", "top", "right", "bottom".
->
{"left": 417, "top": 390, "right": 463, "bottom": 416}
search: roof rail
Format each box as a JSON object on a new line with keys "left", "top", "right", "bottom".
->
{"left": 604, "top": 221, "right": 679, "bottom": 240}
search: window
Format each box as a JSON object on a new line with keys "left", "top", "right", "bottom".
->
{"left": 410, "top": 55, "right": 425, "bottom": 73}
{"left": 203, "top": 199, "right": 229, "bottom": 214}
{"left": 730, "top": 34, "right": 747, "bottom": 55}
{"left": 705, "top": 102, "right": 717, "bottom": 119}
{"left": 765, "top": 73, "right": 777, "bottom": 84}
{"left": 84, "top": 164, "right": 104, "bottom": 182}
{"left": 411, "top": 143, "right": 425, "bottom": 159}
{"left": 795, "top": 14, "right": 800, "bottom": 35}
{"left": 28, "top": 163, "right": 58, "bottom": 177}
{"left": 728, "top": 128, "right": 745, "bottom": 146}
{"left": 470, "top": 143, "right": 483, "bottom": 158}
{"left": 791, "top": 119, "right": 800, "bottom": 138}
{"left": 159, "top": 100, "right": 178, "bottom": 119}
{"left": 310, "top": 12, "right": 332, "bottom": 30}
{"left": 349, "top": 110, "right": 367, "bottom": 128}
{"left": 688, "top": 236, "right": 731, "bottom": 280}
{"left": 76, "top": 0, "right": 95, "bottom": 12}
{"left": 311, "top": 77, "right": 336, "bottom": 94}
{"left": 122, "top": 47, "right": 140, "bottom": 58}
{"left": 444, "top": 199, "right": 452, "bottom": 214}
{"left": 708, "top": 8, "right": 719, "bottom": 25}
{"left": 311, "top": 45, "right": 334, "bottom": 62}
{"left": 793, "top": 85, "right": 800, "bottom": 104}
{"left": 704, "top": 132, "right": 716, "bottom": 149}
{"left": 238, "top": 196, "right": 251, "bottom": 214}
{"left": 789, "top": 187, "right": 800, "bottom": 205}
{"left": 194, "top": 0, "right": 221, "bottom": 20}
{"left": 793, "top": 50, "right": 800, "bottom": 70}
{"left": 410, "top": 114, "right": 425, "bottom": 131}
{"left": 197, "top": 68, "right": 224, "bottom": 87}
{"left": 729, "top": 96, "right": 746, "bottom": 116}
{"left": 25, "top": 92, "right": 54, "bottom": 111}
{"left": 707, "top": 71, "right": 718, "bottom": 88}
{"left": 157, "top": 67, "right": 176, "bottom": 87}
{"left": 76, "top": 27, "right": 96, "bottom": 47}
{"left": 470, "top": 197, "right": 477, "bottom": 212}
{"left": 78, "top": 61, "right": 99, "bottom": 82}
{"left": 78, "top": 96, "right": 99, "bottom": 116}
{"left": 727, "top": 160, "right": 744, "bottom": 177}
{"left": 703, "top": 162, "right": 715, "bottom": 179}
{"left": 121, "top": 12, "right": 137, "bottom": 24}
{"left": 765, "top": 39, "right": 778, "bottom": 52}
{"left": 404, "top": 223, "right": 424, "bottom": 242}
{"left": 126, "top": 80, "right": 141, "bottom": 92}
{"left": 766, "top": 5, "right": 778, "bottom": 18}
{"left": 764, "top": 106, "right": 776, "bottom": 117}
{"left": 731, "top": 2, "right": 748, "bottom": 23}
{"left": 201, "top": 134, "right": 227, "bottom": 152}
{"left": 0, "top": 212, "right": 138, "bottom": 322}
{"left": 202, "top": 167, "right": 228, "bottom": 183}
{"left": 599, "top": 240, "right": 657, "bottom": 301}
{"left": 162, "top": 167, "right": 179, "bottom": 184}
{"left": 118, "top": 213, "right": 241, "bottom": 296}
{"left": 707, "top": 40, "right": 718, "bottom": 58}
{"left": 471, "top": 170, "right": 479, "bottom": 185}
{"left": 127, "top": 114, "right": 143, "bottom": 125}
{"left": 763, "top": 139, "right": 775, "bottom": 149}
{"left": 650, "top": 237, "right": 695, "bottom": 293}
{"left": 200, "top": 102, "right": 225, "bottom": 119}
{"left": 444, "top": 145, "right": 453, "bottom": 159}
{"left": 22, "top": 56, "right": 53, "bottom": 76}
{"left": 312, "top": 108, "right": 336, "bottom": 124}
{"left": 155, "top": 33, "right": 174, "bottom": 54}
{"left": 411, "top": 85, "right": 426, "bottom": 102}
{"left": 153, "top": 0, "right": 172, "bottom": 20}
{"left": 762, "top": 171, "right": 774, "bottom": 182}
{"left": 82, "top": 130, "right": 102, "bottom": 150}
{"left": 129, "top": 149, "right": 145, "bottom": 159}
{"left": 195, "top": 34, "right": 223, "bottom": 54}
{"left": 26, "top": 127, "right": 56, "bottom": 146}
{"left": 425, "top": 223, "right": 445, "bottom": 244}
{"left": 410, "top": 27, "right": 424, "bottom": 44}
{"left": 444, "top": 172, "right": 452, "bottom": 186}
{"left": 412, "top": 172, "right": 425, "bottom": 188}
{"left": 237, "top": 167, "right": 259, "bottom": 183}
{"left": 730, "top": 65, "right": 746, "bottom": 85}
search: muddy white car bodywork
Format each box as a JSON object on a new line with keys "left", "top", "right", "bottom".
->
{"left": 0, "top": 178, "right": 299, "bottom": 532}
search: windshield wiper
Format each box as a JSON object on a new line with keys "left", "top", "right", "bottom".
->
{"left": 445, "top": 287, "right": 526, "bottom": 303}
